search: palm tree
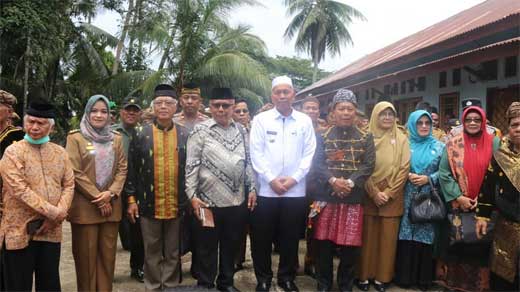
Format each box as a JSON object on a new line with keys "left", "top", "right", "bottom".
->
{"left": 284, "top": 0, "right": 366, "bottom": 82}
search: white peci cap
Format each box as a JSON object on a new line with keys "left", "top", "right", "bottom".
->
{"left": 271, "top": 75, "right": 293, "bottom": 89}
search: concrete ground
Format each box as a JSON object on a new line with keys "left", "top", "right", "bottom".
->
{"left": 59, "top": 223, "right": 424, "bottom": 291}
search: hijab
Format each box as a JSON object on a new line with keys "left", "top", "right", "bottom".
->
{"left": 79, "top": 94, "right": 115, "bottom": 189}
{"left": 407, "top": 110, "right": 439, "bottom": 173}
{"left": 446, "top": 106, "right": 494, "bottom": 199}
{"left": 368, "top": 101, "right": 408, "bottom": 184}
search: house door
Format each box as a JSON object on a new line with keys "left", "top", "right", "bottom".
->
{"left": 394, "top": 97, "right": 422, "bottom": 125}
{"left": 487, "top": 85, "right": 520, "bottom": 133}
{"left": 439, "top": 92, "right": 460, "bottom": 131}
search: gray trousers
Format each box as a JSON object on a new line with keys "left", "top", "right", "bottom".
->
{"left": 140, "top": 216, "right": 180, "bottom": 291}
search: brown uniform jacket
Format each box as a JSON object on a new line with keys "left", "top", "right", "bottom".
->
{"left": 65, "top": 130, "right": 127, "bottom": 224}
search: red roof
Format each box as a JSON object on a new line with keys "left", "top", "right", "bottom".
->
{"left": 298, "top": 0, "right": 520, "bottom": 97}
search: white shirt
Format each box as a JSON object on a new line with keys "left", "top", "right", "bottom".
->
{"left": 250, "top": 108, "right": 316, "bottom": 198}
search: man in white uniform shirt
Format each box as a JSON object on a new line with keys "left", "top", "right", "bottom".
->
{"left": 250, "top": 76, "right": 316, "bottom": 292}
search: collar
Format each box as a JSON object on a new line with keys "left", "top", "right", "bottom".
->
{"left": 208, "top": 118, "right": 237, "bottom": 129}
{"left": 153, "top": 119, "right": 175, "bottom": 131}
{"left": 272, "top": 108, "right": 296, "bottom": 120}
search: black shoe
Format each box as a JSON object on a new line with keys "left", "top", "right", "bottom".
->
{"left": 255, "top": 282, "right": 271, "bottom": 292}
{"left": 130, "top": 268, "right": 144, "bottom": 283}
{"left": 277, "top": 281, "right": 299, "bottom": 292}
{"left": 373, "top": 282, "right": 386, "bottom": 292}
{"left": 218, "top": 286, "right": 241, "bottom": 292}
{"left": 355, "top": 280, "right": 369, "bottom": 291}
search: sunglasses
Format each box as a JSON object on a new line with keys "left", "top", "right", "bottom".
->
{"left": 234, "top": 109, "right": 249, "bottom": 114}
{"left": 464, "top": 118, "right": 482, "bottom": 124}
{"left": 210, "top": 103, "right": 234, "bottom": 109}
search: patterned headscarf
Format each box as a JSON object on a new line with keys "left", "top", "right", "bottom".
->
{"left": 507, "top": 101, "right": 520, "bottom": 121}
{"left": 332, "top": 89, "right": 357, "bottom": 108}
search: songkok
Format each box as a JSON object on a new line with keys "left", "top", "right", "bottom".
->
{"left": 0, "top": 90, "right": 17, "bottom": 106}
{"left": 210, "top": 88, "right": 234, "bottom": 100}
{"left": 154, "top": 84, "right": 176, "bottom": 99}
{"left": 26, "top": 100, "right": 56, "bottom": 119}
{"left": 332, "top": 89, "right": 357, "bottom": 107}
{"left": 462, "top": 99, "right": 481, "bottom": 110}
{"left": 506, "top": 101, "right": 520, "bottom": 120}
{"left": 181, "top": 83, "right": 201, "bottom": 96}
{"left": 122, "top": 96, "right": 142, "bottom": 110}
{"left": 272, "top": 76, "right": 293, "bottom": 89}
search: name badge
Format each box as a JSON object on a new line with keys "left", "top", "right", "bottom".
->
{"left": 267, "top": 130, "right": 277, "bottom": 135}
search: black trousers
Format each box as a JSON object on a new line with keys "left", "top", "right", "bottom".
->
{"left": 314, "top": 240, "right": 360, "bottom": 291}
{"left": 194, "top": 203, "right": 248, "bottom": 289}
{"left": 119, "top": 215, "right": 132, "bottom": 250}
{"left": 129, "top": 217, "right": 145, "bottom": 270}
{"left": 3, "top": 241, "right": 61, "bottom": 292}
{"left": 250, "top": 196, "right": 308, "bottom": 284}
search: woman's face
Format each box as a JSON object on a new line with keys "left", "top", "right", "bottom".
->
{"left": 89, "top": 100, "right": 109, "bottom": 129}
{"left": 416, "top": 115, "right": 431, "bottom": 137}
{"left": 509, "top": 116, "right": 520, "bottom": 147}
{"left": 377, "top": 107, "right": 396, "bottom": 130}
{"left": 463, "top": 111, "right": 482, "bottom": 135}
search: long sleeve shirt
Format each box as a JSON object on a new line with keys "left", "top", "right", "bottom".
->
{"left": 0, "top": 140, "right": 75, "bottom": 250}
{"left": 250, "top": 108, "right": 316, "bottom": 198}
{"left": 185, "top": 119, "right": 255, "bottom": 207}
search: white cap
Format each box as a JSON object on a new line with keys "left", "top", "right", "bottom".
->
{"left": 272, "top": 76, "right": 293, "bottom": 89}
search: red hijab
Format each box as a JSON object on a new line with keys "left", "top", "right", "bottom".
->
{"left": 462, "top": 106, "right": 494, "bottom": 199}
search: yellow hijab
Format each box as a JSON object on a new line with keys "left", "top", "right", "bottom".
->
{"left": 368, "top": 102, "right": 409, "bottom": 190}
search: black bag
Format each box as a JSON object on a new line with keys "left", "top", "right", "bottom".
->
{"left": 447, "top": 209, "right": 496, "bottom": 245}
{"left": 409, "top": 177, "right": 447, "bottom": 223}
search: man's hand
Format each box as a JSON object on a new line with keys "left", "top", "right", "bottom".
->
{"left": 332, "top": 178, "right": 352, "bottom": 197}
{"left": 476, "top": 219, "right": 488, "bottom": 239}
{"left": 92, "top": 191, "right": 112, "bottom": 207}
{"left": 191, "top": 197, "right": 208, "bottom": 220}
{"left": 456, "top": 196, "right": 477, "bottom": 211}
{"left": 280, "top": 177, "right": 297, "bottom": 191}
{"left": 247, "top": 192, "right": 257, "bottom": 211}
{"left": 374, "top": 191, "right": 389, "bottom": 207}
{"left": 269, "top": 178, "right": 288, "bottom": 195}
{"left": 127, "top": 203, "right": 139, "bottom": 224}
{"left": 36, "top": 219, "right": 57, "bottom": 236}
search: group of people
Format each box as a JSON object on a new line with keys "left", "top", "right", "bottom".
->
{"left": 0, "top": 73, "right": 517, "bottom": 292}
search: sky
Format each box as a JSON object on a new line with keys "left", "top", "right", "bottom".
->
{"left": 93, "top": 0, "right": 486, "bottom": 73}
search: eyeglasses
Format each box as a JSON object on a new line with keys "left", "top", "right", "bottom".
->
{"left": 416, "top": 120, "right": 431, "bottom": 127}
{"left": 153, "top": 99, "right": 177, "bottom": 106}
{"left": 464, "top": 118, "right": 482, "bottom": 124}
{"left": 210, "top": 103, "right": 234, "bottom": 110}
{"left": 234, "top": 109, "right": 249, "bottom": 114}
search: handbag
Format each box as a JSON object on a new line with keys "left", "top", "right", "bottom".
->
{"left": 447, "top": 209, "right": 496, "bottom": 245}
{"left": 409, "top": 177, "right": 447, "bottom": 223}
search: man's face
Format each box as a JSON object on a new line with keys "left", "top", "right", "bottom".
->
{"left": 302, "top": 101, "right": 320, "bottom": 122}
{"left": 431, "top": 113, "right": 440, "bottom": 128}
{"left": 210, "top": 99, "right": 235, "bottom": 126}
{"left": 153, "top": 96, "right": 177, "bottom": 120}
{"left": 233, "top": 101, "right": 250, "bottom": 126}
{"left": 120, "top": 106, "right": 141, "bottom": 127}
{"left": 508, "top": 116, "right": 520, "bottom": 147}
{"left": 0, "top": 104, "right": 12, "bottom": 124}
{"left": 24, "top": 116, "right": 52, "bottom": 140}
{"left": 271, "top": 84, "right": 295, "bottom": 113}
{"left": 333, "top": 102, "right": 357, "bottom": 127}
{"left": 180, "top": 93, "right": 202, "bottom": 115}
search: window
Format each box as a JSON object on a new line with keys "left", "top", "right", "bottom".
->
{"left": 384, "top": 84, "right": 391, "bottom": 95}
{"left": 417, "top": 76, "right": 426, "bottom": 91}
{"left": 505, "top": 56, "right": 518, "bottom": 78}
{"left": 452, "top": 68, "right": 461, "bottom": 86}
{"left": 400, "top": 81, "right": 406, "bottom": 94}
{"left": 481, "top": 59, "right": 498, "bottom": 80}
{"left": 408, "top": 79, "right": 415, "bottom": 93}
{"left": 365, "top": 89, "right": 370, "bottom": 100}
{"left": 439, "top": 71, "right": 447, "bottom": 88}
{"left": 392, "top": 83, "right": 398, "bottom": 95}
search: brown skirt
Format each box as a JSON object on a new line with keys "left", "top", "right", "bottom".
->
{"left": 490, "top": 217, "right": 520, "bottom": 283}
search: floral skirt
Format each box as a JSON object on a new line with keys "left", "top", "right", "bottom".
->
{"left": 313, "top": 203, "right": 363, "bottom": 246}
